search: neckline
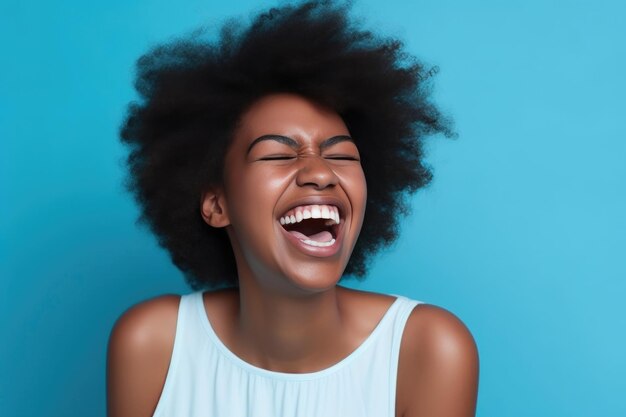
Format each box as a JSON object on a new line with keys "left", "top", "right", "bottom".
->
{"left": 194, "top": 291, "right": 404, "bottom": 381}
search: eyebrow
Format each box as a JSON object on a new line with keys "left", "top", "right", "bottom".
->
{"left": 246, "top": 134, "right": 354, "bottom": 154}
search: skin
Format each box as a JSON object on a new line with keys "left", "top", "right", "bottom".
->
{"left": 107, "top": 94, "right": 479, "bottom": 417}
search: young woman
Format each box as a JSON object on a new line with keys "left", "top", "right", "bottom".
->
{"left": 107, "top": 2, "right": 479, "bottom": 416}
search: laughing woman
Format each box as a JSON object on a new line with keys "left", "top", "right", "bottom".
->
{"left": 107, "top": 1, "right": 479, "bottom": 416}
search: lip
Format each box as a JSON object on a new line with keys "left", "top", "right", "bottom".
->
{"left": 276, "top": 195, "right": 348, "bottom": 257}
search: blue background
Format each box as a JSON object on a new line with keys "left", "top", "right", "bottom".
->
{"left": 1, "top": 1, "right": 624, "bottom": 416}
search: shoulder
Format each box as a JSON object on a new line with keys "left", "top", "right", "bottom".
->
{"left": 107, "top": 294, "right": 181, "bottom": 417}
{"left": 108, "top": 295, "right": 181, "bottom": 362}
{"left": 403, "top": 303, "right": 478, "bottom": 362}
{"left": 396, "top": 304, "right": 479, "bottom": 417}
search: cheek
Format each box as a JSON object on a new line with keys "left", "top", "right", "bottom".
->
{"left": 341, "top": 167, "right": 367, "bottom": 208}
{"left": 237, "top": 166, "right": 293, "bottom": 199}
{"left": 358, "top": 169, "right": 367, "bottom": 201}
{"left": 225, "top": 166, "right": 293, "bottom": 225}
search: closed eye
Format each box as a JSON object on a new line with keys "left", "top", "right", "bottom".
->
{"left": 259, "top": 156, "right": 296, "bottom": 161}
{"left": 324, "top": 155, "right": 360, "bottom": 161}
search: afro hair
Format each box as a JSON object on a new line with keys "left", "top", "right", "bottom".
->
{"left": 120, "top": 0, "right": 452, "bottom": 290}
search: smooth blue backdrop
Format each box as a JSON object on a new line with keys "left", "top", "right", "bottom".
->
{"left": 1, "top": 1, "right": 624, "bottom": 416}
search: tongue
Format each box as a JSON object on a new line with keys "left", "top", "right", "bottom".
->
{"left": 289, "top": 230, "right": 333, "bottom": 242}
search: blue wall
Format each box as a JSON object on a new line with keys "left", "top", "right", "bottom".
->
{"left": 1, "top": 1, "right": 624, "bottom": 416}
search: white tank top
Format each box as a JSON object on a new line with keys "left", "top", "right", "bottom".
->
{"left": 152, "top": 291, "right": 421, "bottom": 417}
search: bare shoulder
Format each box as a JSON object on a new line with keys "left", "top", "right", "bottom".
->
{"left": 396, "top": 304, "right": 479, "bottom": 417}
{"left": 107, "top": 294, "right": 181, "bottom": 417}
{"left": 109, "top": 295, "right": 181, "bottom": 348}
{"left": 403, "top": 304, "right": 478, "bottom": 362}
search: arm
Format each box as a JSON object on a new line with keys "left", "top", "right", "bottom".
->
{"left": 106, "top": 295, "right": 180, "bottom": 417}
{"left": 397, "top": 304, "right": 479, "bottom": 417}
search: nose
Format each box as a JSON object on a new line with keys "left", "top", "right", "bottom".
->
{"left": 295, "top": 155, "right": 339, "bottom": 190}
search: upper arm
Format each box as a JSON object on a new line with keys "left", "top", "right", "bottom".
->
{"left": 106, "top": 295, "right": 180, "bottom": 417}
{"left": 397, "top": 304, "right": 479, "bottom": 417}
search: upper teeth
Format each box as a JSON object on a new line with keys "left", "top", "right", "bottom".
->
{"left": 279, "top": 204, "right": 341, "bottom": 226}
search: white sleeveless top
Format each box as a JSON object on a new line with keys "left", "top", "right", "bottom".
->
{"left": 153, "top": 291, "right": 421, "bottom": 417}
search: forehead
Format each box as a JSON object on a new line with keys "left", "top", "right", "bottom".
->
{"left": 233, "top": 93, "right": 350, "bottom": 142}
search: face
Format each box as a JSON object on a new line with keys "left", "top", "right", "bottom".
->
{"left": 203, "top": 93, "right": 367, "bottom": 295}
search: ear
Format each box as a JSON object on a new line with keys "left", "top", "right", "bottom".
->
{"left": 200, "top": 188, "right": 230, "bottom": 228}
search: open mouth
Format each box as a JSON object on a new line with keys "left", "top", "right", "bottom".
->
{"left": 279, "top": 204, "right": 341, "bottom": 248}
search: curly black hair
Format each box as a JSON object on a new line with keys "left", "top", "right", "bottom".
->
{"left": 120, "top": 0, "right": 452, "bottom": 290}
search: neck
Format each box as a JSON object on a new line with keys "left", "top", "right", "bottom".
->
{"left": 234, "top": 278, "right": 347, "bottom": 373}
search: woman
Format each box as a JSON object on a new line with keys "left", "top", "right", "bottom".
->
{"left": 107, "top": 1, "right": 479, "bottom": 416}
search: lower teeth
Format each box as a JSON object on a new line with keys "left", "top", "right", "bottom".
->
{"left": 301, "top": 238, "right": 336, "bottom": 247}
